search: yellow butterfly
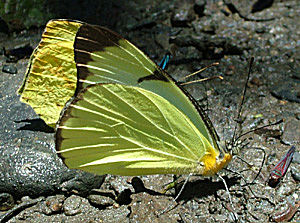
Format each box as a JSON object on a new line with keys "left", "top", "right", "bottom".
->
{"left": 19, "top": 19, "right": 232, "bottom": 177}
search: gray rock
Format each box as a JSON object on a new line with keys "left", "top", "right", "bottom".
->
{"left": 0, "top": 140, "right": 105, "bottom": 198}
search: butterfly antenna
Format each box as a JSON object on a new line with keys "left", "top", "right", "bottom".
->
{"left": 180, "top": 75, "right": 223, "bottom": 86}
{"left": 178, "top": 62, "right": 221, "bottom": 85}
{"left": 231, "top": 57, "right": 254, "bottom": 146}
{"left": 235, "top": 119, "right": 283, "bottom": 143}
{"left": 204, "top": 82, "right": 209, "bottom": 115}
{"left": 178, "top": 62, "right": 219, "bottom": 81}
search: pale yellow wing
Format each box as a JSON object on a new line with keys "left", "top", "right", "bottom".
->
{"left": 18, "top": 20, "right": 82, "bottom": 127}
{"left": 56, "top": 84, "right": 227, "bottom": 176}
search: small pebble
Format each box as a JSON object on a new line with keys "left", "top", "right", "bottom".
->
{"left": 88, "top": 194, "right": 115, "bottom": 208}
{"left": 41, "top": 195, "right": 65, "bottom": 215}
{"left": 2, "top": 64, "right": 17, "bottom": 74}
{"left": 63, "top": 195, "right": 82, "bottom": 216}
{"left": 271, "top": 80, "right": 300, "bottom": 103}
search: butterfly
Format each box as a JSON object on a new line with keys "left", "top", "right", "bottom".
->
{"left": 19, "top": 19, "right": 232, "bottom": 176}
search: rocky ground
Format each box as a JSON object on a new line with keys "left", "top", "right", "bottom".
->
{"left": 0, "top": 0, "right": 299, "bottom": 222}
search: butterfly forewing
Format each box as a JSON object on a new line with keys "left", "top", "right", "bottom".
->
{"left": 18, "top": 20, "right": 82, "bottom": 127}
{"left": 74, "top": 21, "right": 218, "bottom": 150}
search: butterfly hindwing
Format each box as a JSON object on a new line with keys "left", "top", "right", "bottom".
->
{"left": 56, "top": 84, "right": 214, "bottom": 175}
